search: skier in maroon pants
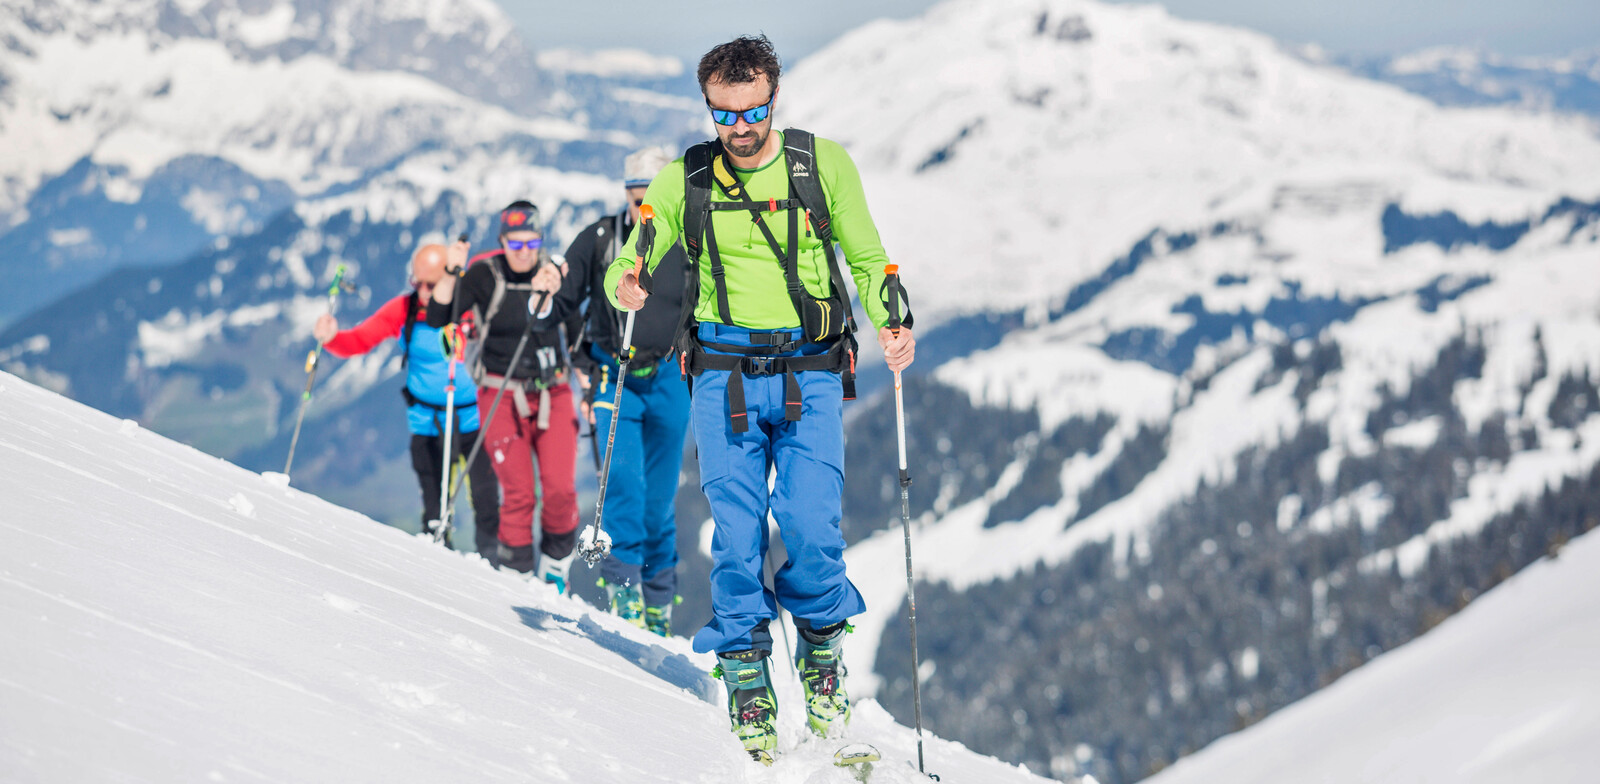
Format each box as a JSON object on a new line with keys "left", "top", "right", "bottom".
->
{"left": 426, "top": 202, "right": 580, "bottom": 591}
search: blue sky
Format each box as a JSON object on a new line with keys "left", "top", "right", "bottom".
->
{"left": 498, "top": 0, "right": 1600, "bottom": 64}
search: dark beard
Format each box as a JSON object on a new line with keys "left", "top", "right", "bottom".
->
{"left": 722, "top": 128, "right": 767, "bottom": 159}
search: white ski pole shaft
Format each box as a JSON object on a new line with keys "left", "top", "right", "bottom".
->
{"left": 591, "top": 311, "right": 635, "bottom": 535}
{"left": 882, "top": 262, "right": 930, "bottom": 777}
{"left": 895, "top": 366, "right": 929, "bottom": 776}
{"left": 435, "top": 239, "right": 469, "bottom": 537}
{"left": 435, "top": 330, "right": 459, "bottom": 539}
{"left": 582, "top": 206, "right": 656, "bottom": 565}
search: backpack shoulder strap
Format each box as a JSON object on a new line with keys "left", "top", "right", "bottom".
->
{"left": 684, "top": 139, "right": 738, "bottom": 325}
{"left": 782, "top": 129, "right": 830, "bottom": 241}
{"left": 482, "top": 254, "right": 508, "bottom": 325}
{"left": 682, "top": 140, "right": 717, "bottom": 263}
{"left": 399, "top": 290, "right": 421, "bottom": 370}
{"left": 402, "top": 290, "right": 421, "bottom": 347}
{"left": 783, "top": 128, "right": 857, "bottom": 334}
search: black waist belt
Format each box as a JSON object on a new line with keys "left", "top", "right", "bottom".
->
{"left": 402, "top": 386, "right": 459, "bottom": 437}
{"left": 683, "top": 335, "right": 856, "bottom": 434}
{"left": 401, "top": 386, "right": 446, "bottom": 411}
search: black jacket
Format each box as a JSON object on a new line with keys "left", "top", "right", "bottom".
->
{"left": 560, "top": 211, "right": 689, "bottom": 372}
{"left": 424, "top": 253, "right": 579, "bottom": 382}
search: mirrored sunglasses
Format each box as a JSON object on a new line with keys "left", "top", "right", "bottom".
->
{"left": 708, "top": 95, "right": 773, "bottom": 127}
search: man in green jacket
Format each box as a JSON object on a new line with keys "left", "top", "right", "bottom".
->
{"left": 607, "top": 35, "right": 916, "bottom": 763}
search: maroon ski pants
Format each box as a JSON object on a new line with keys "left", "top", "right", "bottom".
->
{"left": 477, "top": 379, "right": 579, "bottom": 551}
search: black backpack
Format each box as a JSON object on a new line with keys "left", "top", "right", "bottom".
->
{"left": 679, "top": 128, "right": 859, "bottom": 343}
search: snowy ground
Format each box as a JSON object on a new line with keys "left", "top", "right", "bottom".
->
{"left": 1147, "top": 527, "right": 1600, "bottom": 784}
{"left": 0, "top": 371, "right": 1044, "bottom": 784}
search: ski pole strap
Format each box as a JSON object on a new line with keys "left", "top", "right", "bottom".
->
{"left": 879, "top": 264, "right": 912, "bottom": 332}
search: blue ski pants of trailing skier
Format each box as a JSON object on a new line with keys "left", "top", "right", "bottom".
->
{"left": 591, "top": 348, "right": 691, "bottom": 607}
{"left": 688, "top": 323, "right": 866, "bottom": 655}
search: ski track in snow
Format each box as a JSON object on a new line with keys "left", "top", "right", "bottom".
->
{"left": 0, "top": 370, "right": 1048, "bottom": 783}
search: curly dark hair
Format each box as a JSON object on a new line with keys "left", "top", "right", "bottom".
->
{"left": 697, "top": 35, "right": 781, "bottom": 92}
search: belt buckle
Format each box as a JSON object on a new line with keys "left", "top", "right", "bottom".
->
{"left": 747, "top": 356, "right": 775, "bottom": 375}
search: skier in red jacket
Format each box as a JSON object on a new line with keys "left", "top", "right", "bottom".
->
{"left": 314, "top": 244, "right": 502, "bottom": 561}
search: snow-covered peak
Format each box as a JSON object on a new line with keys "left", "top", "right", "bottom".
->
{"left": 1, "top": 0, "right": 520, "bottom": 69}
{"left": 0, "top": 29, "right": 573, "bottom": 219}
{"left": 0, "top": 0, "right": 577, "bottom": 233}
{"left": 781, "top": 0, "right": 1600, "bottom": 320}
{"left": 1385, "top": 45, "right": 1495, "bottom": 76}
{"left": 537, "top": 47, "right": 685, "bottom": 79}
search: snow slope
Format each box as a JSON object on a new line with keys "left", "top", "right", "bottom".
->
{"left": 0, "top": 369, "right": 1044, "bottom": 784}
{"left": 1146, "top": 528, "right": 1600, "bottom": 784}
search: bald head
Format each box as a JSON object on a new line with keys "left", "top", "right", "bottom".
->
{"left": 411, "top": 244, "right": 448, "bottom": 287}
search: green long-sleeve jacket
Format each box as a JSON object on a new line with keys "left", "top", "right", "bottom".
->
{"left": 604, "top": 131, "right": 898, "bottom": 332}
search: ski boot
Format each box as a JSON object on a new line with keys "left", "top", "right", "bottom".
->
{"left": 796, "top": 621, "right": 851, "bottom": 737}
{"left": 643, "top": 604, "right": 672, "bottom": 637}
{"left": 713, "top": 649, "right": 778, "bottom": 764}
{"left": 496, "top": 543, "right": 535, "bottom": 576}
{"left": 604, "top": 581, "right": 646, "bottom": 629}
{"left": 535, "top": 550, "right": 574, "bottom": 595}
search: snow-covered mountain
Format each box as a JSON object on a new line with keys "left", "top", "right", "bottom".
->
{"left": 0, "top": 0, "right": 703, "bottom": 525}
{"left": 1339, "top": 46, "right": 1600, "bottom": 118}
{"left": 766, "top": 0, "right": 1600, "bottom": 778}
{"left": 0, "top": 0, "right": 702, "bottom": 322}
{"left": 0, "top": 368, "right": 1046, "bottom": 784}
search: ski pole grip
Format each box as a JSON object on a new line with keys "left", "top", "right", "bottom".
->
{"left": 882, "top": 264, "right": 903, "bottom": 333}
{"left": 635, "top": 204, "right": 657, "bottom": 295}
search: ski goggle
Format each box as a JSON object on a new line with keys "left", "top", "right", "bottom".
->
{"left": 504, "top": 238, "right": 543, "bottom": 251}
{"left": 707, "top": 95, "right": 773, "bottom": 127}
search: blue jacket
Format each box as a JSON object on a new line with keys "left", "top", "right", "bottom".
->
{"left": 325, "top": 293, "right": 480, "bottom": 437}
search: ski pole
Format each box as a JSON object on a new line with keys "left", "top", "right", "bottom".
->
{"left": 881, "top": 263, "right": 932, "bottom": 778}
{"left": 445, "top": 274, "right": 558, "bottom": 517}
{"left": 578, "top": 204, "right": 657, "bottom": 566}
{"left": 284, "top": 264, "right": 353, "bottom": 478}
{"left": 429, "top": 233, "right": 471, "bottom": 545}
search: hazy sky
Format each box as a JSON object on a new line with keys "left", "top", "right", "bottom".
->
{"left": 499, "top": 0, "right": 1600, "bottom": 64}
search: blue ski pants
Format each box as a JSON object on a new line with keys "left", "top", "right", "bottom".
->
{"left": 592, "top": 350, "right": 691, "bottom": 607}
{"left": 688, "top": 323, "right": 866, "bottom": 655}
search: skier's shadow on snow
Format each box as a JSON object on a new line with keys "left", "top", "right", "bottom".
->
{"left": 512, "top": 606, "right": 717, "bottom": 704}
